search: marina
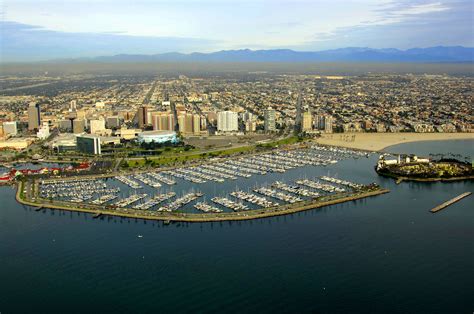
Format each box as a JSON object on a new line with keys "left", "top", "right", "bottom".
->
{"left": 271, "top": 181, "right": 320, "bottom": 198}
{"left": 113, "top": 193, "right": 147, "bottom": 208}
{"left": 295, "top": 179, "right": 346, "bottom": 193}
{"left": 157, "top": 192, "right": 203, "bottom": 212}
{"left": 133, "top": 192, "right": 176, "bottom": 210}
{"left": 23, "top": 145, "right": 382, "bottom": 220}
{"left": 254, "top": 186, "right": 303, "bottom": 203}
{"left": 194, "top": 201, "right": 223, "bottom": 213}
{"left": 211, "top": 196, "right": 248, "bottom": 211}
{"left": 115, "top": 176, "right": 142, "bottom": 189}
{"left": 230, "top": 190, "right": 278, "bottom": 208}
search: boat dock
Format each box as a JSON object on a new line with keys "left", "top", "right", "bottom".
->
{"left": 430, "top": 192, "right": 472, "bottom": 213}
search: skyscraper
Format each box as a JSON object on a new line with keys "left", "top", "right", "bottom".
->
{"left": 302, "top": 111, "right": 313, "bottom": 131}
{"left": 294, "top": 91, "right": 303, "bottom": 132}
{"left": 138, "top": 106, "right": 148, "bottom": 129}
{"left": 264, "top": 107, "right": 276, "bottom": 132}
{"left": 28, "top": 102, "right": 41, "bottom": 131}
{"left": 70, "top": 100, "right": 77, "bottom": 112}
{"left": 324, "top": 116, "right": 334, "bottom": 133}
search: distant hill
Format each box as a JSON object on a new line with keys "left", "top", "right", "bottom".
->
{"left": 51, "top": 46, "right": 474, "bottom": 63}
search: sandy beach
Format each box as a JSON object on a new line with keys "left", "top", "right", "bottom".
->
{"left": 316, "top": 132, "right": 474, "bottom": 152}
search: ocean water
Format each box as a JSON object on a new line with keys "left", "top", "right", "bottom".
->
{"left": 0, "top": 140, "right": 473, "bottom": 313}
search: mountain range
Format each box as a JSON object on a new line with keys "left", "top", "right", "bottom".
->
{"left": 52, "top": 46, "right": 473, "bottom": 63}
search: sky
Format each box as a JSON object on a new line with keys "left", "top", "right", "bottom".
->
{"left": 1, "top": 0, "right": 473, "bottom": 61}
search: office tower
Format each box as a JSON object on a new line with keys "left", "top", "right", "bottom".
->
{"left": 264, "top": 107, "right": 276, "bottom": 132}
{"left": 302, "top": 111, "right": 312, "bottom": 131}
{"left": 28, "top": 102, "right": 41, "bottom": 131}
{"left": 138, "top": 106, "right": 148, "bottom": 129}
{"left": 217, "top": 111, "right": 238, "bottom": 132}
{"left": 59, "top": 119, "right": 72, "bottom": 132}
{"left": 77, "top": 135, "right": 101, "bottom": 155}
{"left": 73, "top": 119, "right": 85, "bottom": 134}
{"left": 3, "top": 121, "right": 18, "bottom": 136}
{"left": 106, "top": 116, "right": 121, "bottom": 129}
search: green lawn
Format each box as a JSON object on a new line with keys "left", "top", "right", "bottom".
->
{"left": 122, "top": 136, "right": 304, "bottom": 168}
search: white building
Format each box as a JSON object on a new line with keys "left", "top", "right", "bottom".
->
{"left": 324, "top": 116, "right": 334, "bottom": 133}
{"left": 37, "top": 122, "right": 50, "bottom": 140}
{"left": 70, "top": 100, "right": 77, "bottom": 112}
{"left": 217, "top": 111, "right": 238, "bottom": 132}
{"left": 89, "top": 118, "right": 106, "bottom": 135}
{"left": 3, "top": 121, "right": 18, "bottom": 136}
{"left": 264, "top": 107, "right": 276, "bottom": 132}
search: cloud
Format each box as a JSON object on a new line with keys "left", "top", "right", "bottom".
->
{"left": 0, "top": 21, "right": 220, "bottom": 62}
{"left": 300, "top": 0, "right": 471, "bottom": 50}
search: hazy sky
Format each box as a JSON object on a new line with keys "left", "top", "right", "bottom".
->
{"left": 1, "top": 0, "right": 473, "bottom": 61}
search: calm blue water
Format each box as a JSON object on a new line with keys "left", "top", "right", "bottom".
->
{"left": 0, "top": 140, "right": 473, "bottom": 313}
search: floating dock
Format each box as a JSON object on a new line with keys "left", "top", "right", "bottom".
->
{"left": 430, "top": 192, "right": 472, "bottom": 213}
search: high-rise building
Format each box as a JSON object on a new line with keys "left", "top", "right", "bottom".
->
{"left": 217, "top": 111, "right": 238, "bottom": 132}
{"left": 193, "top": 114, "right": 201, "bottom": 134}
{"left": 3, "top": 121, "right": 18, "bottom": 136}
{"left": 242, "top": 111, "right": 254, "bottom": 122}
{"left": 28, "top": 102, "right": 41, "bottom": 131}
{"left": 152, "top": 112, "right": 175, "bottom": 131}
{"left": 294, "top": 91, "right": 303, "bottom": 132}
{"left": 177, "top": 113, "right": 197, "bottom": 134}
{"left": 73, "top": 119, "right": 85, "bottom": 134}
{"left": 59, "top": 119, "right": 72, "bottom": 132}
{"left": 245, "top": 120, "right": 257, "bottom": 132}
{"left": 315, "top": 115, "right": 326, "bottom": 130}
{"left": 70, "top": 100, "right": 77, "bottom": 112}
{"left": 302, "top": 111, "right": 313, "bottom": 131}
{"left": 138, "top": 106, "right": 148, "bottom": 129}
{"left": 264, "top": 107, "right": 276, "bottom": 132}
{"left": 324, "top": 116, "right": 334, "bottom": 133}
{"left": 77, "top": 135, "right": 101, "bottom": 155}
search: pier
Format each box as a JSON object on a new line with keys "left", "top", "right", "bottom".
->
{"left": 430, "top": 192, "right": 472, "bottom": 213}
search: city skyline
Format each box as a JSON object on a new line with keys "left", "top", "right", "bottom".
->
{"left": 1, "top": 0, "right": 473, "bottom": 61}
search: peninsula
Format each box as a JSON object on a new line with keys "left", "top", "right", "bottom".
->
{"left": 375, "top": 154, "right": 473, "bottom": 182}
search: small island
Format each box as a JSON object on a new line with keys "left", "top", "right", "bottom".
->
{"left": 375, "top": 154, "right": 473, "bottom": 182}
